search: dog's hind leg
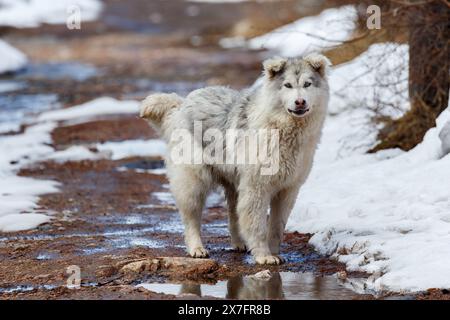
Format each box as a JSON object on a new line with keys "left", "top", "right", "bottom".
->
{"left": 237, "top": 186, "right": 281, "bottom": 265}
{"left": 268, "top": 186, "right": 299, "bottom": 256}
{"left": 170, "top": 168, "right": 209, "bottom": 258}
{"left": 224, "top": 185, "right": 246, "bottom": 252}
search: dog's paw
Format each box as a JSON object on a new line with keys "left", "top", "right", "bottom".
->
{"left": 232, "top": 242, "right": 247, "bottom": 252}
{"left": 189, "top": 247, "right": 209, "bottom": 258}
{"left": 254, "top": 255, "right": 282, "bottom": 265}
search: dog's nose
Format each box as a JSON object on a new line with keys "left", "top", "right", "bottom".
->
{"left": 295, "top": 99, "right": 305, "bottom": 107}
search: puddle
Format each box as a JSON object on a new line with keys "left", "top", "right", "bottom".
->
{"left": 17, "top": 62, "right": 98, "bottom": 81}
{"left": 0, "top": 93, "right": 59, "bottom": 125}
{"left": 138, "top": 272, "right": 366, "bottom": 300}
{"left": 152, "top": 190, "right": 224, "bottom": 209}
{"left": 0, "top": 282, "right": 97, "bottom": 294}
{"left": 118, "top": 159, "right": 167, "bottom": 175}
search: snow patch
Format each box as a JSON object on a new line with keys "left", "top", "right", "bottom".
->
{"left": 37, "top": 97, "right": 139, "bottom": 122}
{"left": 248, "top": 6, "right": 357, "bottom": 57}
{"left": 0, "top": 39, "right": 27, "bottom": 74}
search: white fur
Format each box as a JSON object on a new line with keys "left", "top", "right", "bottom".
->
{"left": 140, "top": 55, "right": 330, "bottom": 264}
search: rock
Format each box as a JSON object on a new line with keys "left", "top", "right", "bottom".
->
{"left": 96, "top": 265, "right": 117, "bottom": 278}
{"left": 119, "top": 257, "right": 218, "bottom": 275}
{"left": 439, "top": 121, "right": 450, "bottom": 156}
{"left": 120, "top": 258, "right": 160, "bottom": 273}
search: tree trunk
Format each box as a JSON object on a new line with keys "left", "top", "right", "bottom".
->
{"left": 371, "top": 1, "right": 449, "bottom": 152}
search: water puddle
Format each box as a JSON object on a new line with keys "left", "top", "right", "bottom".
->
{"left": 17, "top": 62, "right": 98, "bottom": 81}
{"left": 138, "top": 271, "right": 366, "bottom": 300}
{"left": 0, "top": 93, "right": 59, "bottom": 126}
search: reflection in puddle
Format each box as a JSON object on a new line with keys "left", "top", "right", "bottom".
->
{"left": 138, "top": 272, "right": 364, "bottom": 300}
{"left": 118, "top": 159, "right": 166, "bottom": 175}
{"left": 152, "top": 190, "right": 224, "bottom": 209}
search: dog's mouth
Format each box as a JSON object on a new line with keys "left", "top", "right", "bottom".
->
{"left": 288, "top": 108, "right": 310, "bottom": 117}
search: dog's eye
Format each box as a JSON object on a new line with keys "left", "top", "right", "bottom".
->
{"left": 284, "top": 83, "right": 292, "bottom": 89}
{"left": 304, "top": 81, "right": 312, "bottom": 88}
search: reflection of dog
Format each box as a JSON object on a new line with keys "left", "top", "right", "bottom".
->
{"left": 141, "top": 54, "right": 330, "bottom": 264}
{"left": 179, "top": 273, "right": 284, "bottom": 299}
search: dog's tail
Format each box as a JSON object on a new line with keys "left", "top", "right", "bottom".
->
{"left": 140, "top": 93, "right": 183, "bottom": 127}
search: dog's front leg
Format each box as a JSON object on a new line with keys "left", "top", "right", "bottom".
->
{"left": 268, "top": 186, "right": 300, "bottom": 255}
{"left": 237, "top": 188, "right": 281, "bottom": 265}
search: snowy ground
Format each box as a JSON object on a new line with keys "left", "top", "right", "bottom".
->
{"left": 274, "top": 16, "right": 449, "bottom": 292}
{"left": 225, "top": 5, "right": 357, "bottom": 56}
{"left": 0, "top": 97, "right": 167, "bottom": 232}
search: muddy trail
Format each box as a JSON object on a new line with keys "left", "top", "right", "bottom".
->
{"left": 0, "top": 0, "right": 436, "bottom": 300}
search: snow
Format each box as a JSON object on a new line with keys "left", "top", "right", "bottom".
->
{"left": 286, "top": 46, "right": 450, "bottom": 292}
{"left": 96, "top": 139, "right": 167, "bottom": 160}
{"left": 0, "top": 39, "right": 27, "bottom": 74}
{"left": 0, "top": 122, "right": 59, "bottom": 232}
{"left": 248, "top": 6, "right": 357, "bottom": 57}
{"left": 37, "top": 97, "right": 139, "bottom": 122}
{"left": 0, "top": 213, "right": 52, "bottom": 232}
{"left": 0, "top": 0, "right": 102, "bottom": 28}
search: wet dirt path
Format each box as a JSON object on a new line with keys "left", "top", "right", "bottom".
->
{"left": 0, "top": 0, "right": 430, "bottom": 300}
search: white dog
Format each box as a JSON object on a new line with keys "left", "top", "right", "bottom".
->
{"left": 140, "top": 53, "right": 330, "bottom": 264}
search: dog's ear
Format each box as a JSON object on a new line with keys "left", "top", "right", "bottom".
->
{"left": 304, "top": 53, "right": 331, "bottom": 77}
{"left": 263, "top": 57, "right": 287, "bottom": 79}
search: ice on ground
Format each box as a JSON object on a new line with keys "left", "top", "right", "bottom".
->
{"left": 287, "top": 101, "right": 450, "bottom": 292}
{"left": 96, "top": 139, "right": 166, "bottom": 160}
{"left": 0, "top": 39, "right": 27, "bottom": 74}
{"left": 0, "top": 0, "right": 102, "bottom": 28}
{"left": 248, "top": 6, "right": 357, "bottom": 57}
{"left": 37, "top": 97, "right": 139, "bottom": 122}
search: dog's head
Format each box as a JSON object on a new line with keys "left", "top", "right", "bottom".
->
{"left": 263, "top": 53, "right": 331, "bottom": 118}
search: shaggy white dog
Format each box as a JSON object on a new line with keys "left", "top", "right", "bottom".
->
{"left": 141, "top": 54, "right": 330, "bottom": 264}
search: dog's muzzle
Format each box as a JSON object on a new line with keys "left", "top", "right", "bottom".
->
{"left": 288, "top": 107, "right": 310, "bottom": 116}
